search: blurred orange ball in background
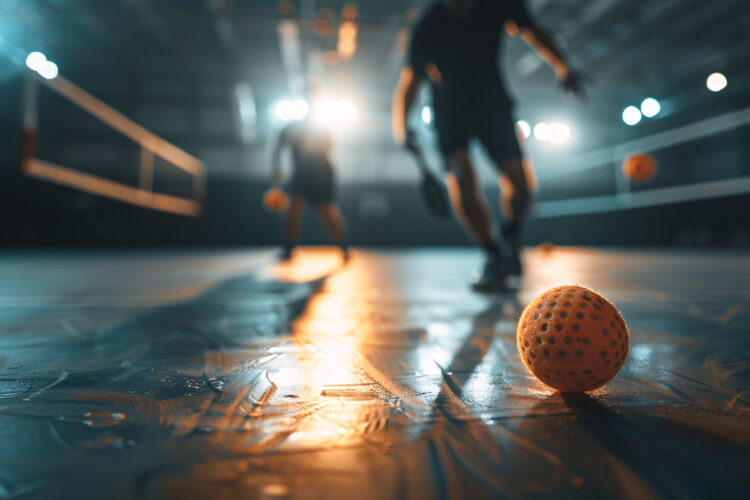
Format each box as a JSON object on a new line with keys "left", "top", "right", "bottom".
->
{"left": 263, "top": 188, "right": 288, "bottom": 212}
{"left": 517, "top": 285, "right": 629, "bottom": 392}
{"left": 622, "top": 153, "right": 656, "bottom": 182}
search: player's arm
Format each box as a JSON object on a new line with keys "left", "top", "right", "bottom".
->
{"left": 392, "top": 66, "right": 421, "bottom": 146}
{"left": 518, "top": 24, "right": 582, "bottom": 97}
{"left": 270, "top": 127, "right": 289, "bottom": 186}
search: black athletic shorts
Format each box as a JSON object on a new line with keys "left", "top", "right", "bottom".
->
{"left": 289, "top": 161, "right": 335, "bottom": 204}
{"left": 434, "top": 100, "right": 522, "bottom": 170}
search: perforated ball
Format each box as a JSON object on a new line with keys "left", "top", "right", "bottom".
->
{"left": 517, "top": 285, "right": 629, "bottom": 392}
{"left": 622, "top": 153, "right": 656, "bottom": 182}
{"left": 263, "top": 188, "right": 289, "bottom": 212}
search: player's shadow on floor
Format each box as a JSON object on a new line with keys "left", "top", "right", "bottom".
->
{"left": 422, "top": 291, "right": 521, "bottom": 496}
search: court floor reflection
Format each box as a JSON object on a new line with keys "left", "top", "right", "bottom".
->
{"left": 0, "top": 247, "right": 747, "bottom": 498}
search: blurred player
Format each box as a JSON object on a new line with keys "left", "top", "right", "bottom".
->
{"left": 270, "top": 103, "right": 349, "bottom": 261}
{"left": 393, "top": 0, "right": 582, "bottom": 290}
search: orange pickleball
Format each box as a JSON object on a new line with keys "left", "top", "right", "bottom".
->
{"left": 517, "top": 285, "right": 629, "bottom": 392}
{"left": 263, "top": 188, "right": 288, "bottom": 212}
{"left": 622, "top": 153, "right": 656, "bottom": 182}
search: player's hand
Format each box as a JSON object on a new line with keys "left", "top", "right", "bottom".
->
{"left": 561, "top": 70, "right": 585, "bottom": 100}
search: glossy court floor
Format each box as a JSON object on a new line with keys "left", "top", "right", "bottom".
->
{"left": 0, "top": 247, "right": 748, "bottom": 499}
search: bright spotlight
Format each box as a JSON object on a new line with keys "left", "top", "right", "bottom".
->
{"left": 25, "top": 51, "right": 47, "bottom": 72}
{"left": 548, "top": 122, "right": 571, "bottom": 144}
{"left": 312, "top": 97, "right": 358, "bottom": 128}
{"left": 622, "top": 106, "right": 642, "bottom": 126}
{"left": 706, "top": 72, "right": 727, "bottom": 92}
{"left": 533, "top": 122, "right": 550, "bottom": 142}
{"left": 274, "top": 98, "right": 308, "bottom": 121}
{"left": 421, "top": 106, "right": 432, "bottom": 124}
{"left": 640, "top": 98, "right": 661, "bottom": 118}
{"left": 516, "top": 120, "right": 531, "bottom": 139}
{"left": 39, "top": 61, "right": 59, "bottom": 80}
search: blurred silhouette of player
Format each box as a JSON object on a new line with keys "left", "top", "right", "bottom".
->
{"left": 393, "top": 0, "right": 582, "bottom": 290}
{"left": 270, "top": 98, "right": 349, "bottom": 261}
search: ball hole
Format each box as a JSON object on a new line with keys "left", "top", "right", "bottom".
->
{"left": 599, "top": 351, "right": 607, "bottom": 358}
{"left": 576, "top": 312, "right": 584, "bottom": 320}
{"left": 541, "top": 323, "right": 549, "bottom": 332}
{"left": 560, "top": 311, "right": 568, "bottom": 319}
{"left": 564, "top": 336, "right": 573, "bottom": 345}
{"left": 572, "top": 324, "right": 580, "bottom": 332}
{"left": 543, "top": 349, "right": 551, "bottom": 357}
{"left": 575, "top": 349, "right": 583, "bottom": 357}
{"left": 548, "top": 337, "right": 556, "bottom": 345}
{"left": 580, "top": 338, "right": 590, "bottom": 346}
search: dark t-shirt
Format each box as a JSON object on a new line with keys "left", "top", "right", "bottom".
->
{"left": 282, "top": 121, "right": 332, "bottom": 170}
{"left": 408, "top": 0, "right": 533, "bottom": 109}
{"left": 281, "top": 121, "right": 333, "bottom": 181}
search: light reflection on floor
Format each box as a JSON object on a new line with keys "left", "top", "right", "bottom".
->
{"left": 0, "top": 247, "right": 748, "bottom": 498}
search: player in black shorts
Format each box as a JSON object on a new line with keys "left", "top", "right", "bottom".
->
{"left": 270, "top": 115, "right": 348, "bottom": 261}
{"left": 393, "top": 0, "right": 582, "bottom": 290}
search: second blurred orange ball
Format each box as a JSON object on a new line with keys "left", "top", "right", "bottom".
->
{"left": 263, "top": 188, "right": 288, "bottom": 212}
{"left": 622, "top": 153, "right": 656, "bottom": 182}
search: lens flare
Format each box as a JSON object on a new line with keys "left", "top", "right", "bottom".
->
{"left": 274, "top": 99, "right": 309, "bottom": 121}
{"left": 640, "top": 98, "right": 661, "bottom": 118}
{"left": 622, "top": 106, "right": 642, "bottom": 126}
{"left": 706, "top": 72, "right": 727, "bottom": 92}
{"left": 39, "top": 61, "right": 59, "bottom": 80}
{"left": 25, "top": 51, "right": 47, "bottom": 72}
{"left": 533, "top": 122, "right": 550, "bottom": 142}
{"left": 516, "top": 120, "right": 531, "bottom": 139}
{"left": 312, "top": 98, "right": 358, "bottom": 129}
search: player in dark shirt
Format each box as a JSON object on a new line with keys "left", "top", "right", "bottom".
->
{"left": 270, "top": 116, "right": 348, "bottom": 261}
{"left": 393, "top": 0, "right": 582, "bottom": 290}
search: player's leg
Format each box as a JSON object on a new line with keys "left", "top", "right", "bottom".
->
{"left": 435, "top": 104, "right": 504, "bottom": 264}
{"left": 315, "top": 203, "right": 349, "bottom": 259}
{"left": 282, "top": 196, "right": 305, "bottom": 260}
{"left": 444, "top": 150, "right": 497, "bottom": 254}
{"left": 498, "top": 158, "right": 532, "bottom": 274}
{"left": 476, "top": 108, "right": 532, "bottom": 276}
{"left": 445, "top": 149, "right": 513, "bottom": 290}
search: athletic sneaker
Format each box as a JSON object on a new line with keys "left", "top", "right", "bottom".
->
{"left": 502, "top": 221, "right": 523, "bottom": 276}
{"left": 469, "top": 257, "right": 512, "bottom": 292}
